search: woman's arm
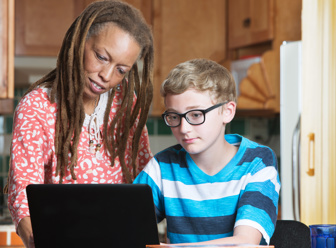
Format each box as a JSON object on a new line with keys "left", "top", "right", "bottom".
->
{"left": 17, "top": 217, "right": 35, "bottom": 248}
{"left": 8, "top": 89, "right": 53, "bottom": 230}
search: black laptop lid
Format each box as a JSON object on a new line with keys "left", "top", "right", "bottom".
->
{"left": 27, "top": 184, "right": 160, "bottom": 248}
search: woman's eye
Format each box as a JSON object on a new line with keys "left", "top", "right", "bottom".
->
{"left": 96, "top": 52, "right": 106, "bottom": 61}
{"left": 117, "top": 68, "right": 126, "bottom": 75}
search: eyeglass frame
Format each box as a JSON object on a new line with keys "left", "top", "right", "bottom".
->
{"left": 161, "top": 101, "right": 228, "bottom": 127}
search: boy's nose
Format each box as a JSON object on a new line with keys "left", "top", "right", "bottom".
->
{"left": 179, "top": 117, "right": 192, "bottom": 133}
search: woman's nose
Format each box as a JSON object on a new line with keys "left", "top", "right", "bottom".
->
{"left": 99, "top": 65, "right": 114, "bottom": 82}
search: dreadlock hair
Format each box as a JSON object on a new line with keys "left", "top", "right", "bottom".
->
{"left": 24, "top": 0, "right": 154, "bottom": 184}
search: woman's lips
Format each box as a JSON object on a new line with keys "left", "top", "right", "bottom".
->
{"left": 90, "top": 79, "right": 105, "bottom": 93}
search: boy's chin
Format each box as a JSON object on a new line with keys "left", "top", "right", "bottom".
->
{"left": 181, "top": 145, "right": 200, "bottom": 155}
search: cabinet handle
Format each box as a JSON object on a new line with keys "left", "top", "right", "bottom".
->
{"left": 243, "top": 18, "right": 251, "bottom": 28}
{"left": 307, "top": 133, "right": 315, "bottom": 176}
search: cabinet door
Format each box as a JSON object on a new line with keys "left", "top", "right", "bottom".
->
{"left": 15, "top": 0, "right": 89, "bottom": 56}
{"left": 15, "top": 0, "right": 150, "bottom": 57}
{"left": 0, "top": 0, "right": 14, "bottom": 114}
{"left": 228, "top": 0, "right": 274, "bottom": 49}
{"left": 300, "top": 0, "right": 336, "bottom": 225}
{"left": 123, "top": 0, "right": 152, "bottom": 26}
{"left": 151, "top": 0, "right": 227, "bottom": 116}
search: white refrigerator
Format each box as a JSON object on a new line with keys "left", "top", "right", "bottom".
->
{"left": 280, "top": 40, "right": 302, "bottom": 221}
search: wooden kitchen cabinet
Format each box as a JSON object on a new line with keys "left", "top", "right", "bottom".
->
{"left": 124, "top": 0, "right": 152, "bottom": 25}
{"left": 14, "top": 0, "right": 227, "bottom": 116}
{"left": 234, "top": 0, "right": 301, "bottom": 114}
{"left": 151, "top": 0, "right": 227, "bottom": 116}
{"left": 15, "top": 0, "right": 93, "bottom": 56}
{"left": 0, "top": 0, "right": 14, "bottom": 114}
{"left": 228, "top": 0, "right": 274, "bottom": 49}
{"left": 14, "top": 0, "right": 151, "bottom": 57}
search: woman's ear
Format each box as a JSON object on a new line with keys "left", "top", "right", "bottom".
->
{"left": 223, "top": 101, "right": 236, "bottom": 124}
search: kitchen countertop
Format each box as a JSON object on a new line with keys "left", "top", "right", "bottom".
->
{"left": 0, "top": 246, "right": 24, "bottom": 248}
{"left": 147, "top": 245, "right": 274, "bottom": 247}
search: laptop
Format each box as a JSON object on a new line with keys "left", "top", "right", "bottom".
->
{"left": 26, "top": 184, "right": 160, "bottom": 248}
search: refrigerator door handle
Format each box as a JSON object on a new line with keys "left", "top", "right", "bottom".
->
{"left": 292, "top": 115, "right": 301, "bottom": 221}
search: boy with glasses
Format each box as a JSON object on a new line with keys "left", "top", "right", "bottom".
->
{"left": 134, "top": 59, "right": 280, "bottom": 246}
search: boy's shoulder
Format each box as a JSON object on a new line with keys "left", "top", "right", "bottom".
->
{"left": 226, "top": 134, "right": 277, "bottom": 168}
{"left": 226, "top": 133, "right": 274, "bottom": 150}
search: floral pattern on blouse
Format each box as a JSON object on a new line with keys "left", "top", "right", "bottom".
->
{"left": 8, "top": 87, "right": 152, "bottom": 228}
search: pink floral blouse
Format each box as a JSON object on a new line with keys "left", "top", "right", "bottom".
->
{"left": 7, "top": 87, "right": 153, "bottom": 228}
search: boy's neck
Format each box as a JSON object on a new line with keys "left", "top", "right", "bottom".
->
{"left": 191, "top": 141, "right": 238, "bottom": 176}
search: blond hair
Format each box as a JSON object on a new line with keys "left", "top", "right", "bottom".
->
{"left": 161, "top": 58, "right": 236, "bottom": 104}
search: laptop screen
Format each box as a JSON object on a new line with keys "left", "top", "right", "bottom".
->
{"left": 27, "top": 184, "right": 160, "bottom": 248}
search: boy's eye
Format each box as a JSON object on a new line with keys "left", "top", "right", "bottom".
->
{"left": 189, "top": 111, "right": 203, "bottom": 119}
{"left": 167, "top": 114, "right": 178, "bottom": 120}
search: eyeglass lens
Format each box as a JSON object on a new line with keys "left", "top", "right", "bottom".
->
{"left": 165, "top": 110, "right": 204, "bottom": 127}
{"left": 163, "top": 102, "right": 228, "bottom": 127}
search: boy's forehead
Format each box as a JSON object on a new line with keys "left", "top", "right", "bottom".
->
{"left": 164, "top": 90, "right": 215, "bottom": 110}
{"left": 166, "top": 88, "right": 210, "bottom": 97}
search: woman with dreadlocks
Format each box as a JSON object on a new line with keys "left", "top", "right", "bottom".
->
{"left": 6, "top": 1, "right": 154, "bottom": 247}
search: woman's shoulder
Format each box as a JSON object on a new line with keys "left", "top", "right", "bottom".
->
{"left": 15, "top": 87, "right": 56, "bottom": 116}
{"left": 21, "top": 87, "right": 51, "bottom": 102}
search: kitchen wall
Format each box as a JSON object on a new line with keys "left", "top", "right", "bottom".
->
{"left": 0, "top": 57, "right": 280, "bottom": 223}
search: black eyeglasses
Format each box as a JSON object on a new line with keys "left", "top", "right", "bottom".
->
{"left": 162, "top": 102, "right": 228, "bottom": 127}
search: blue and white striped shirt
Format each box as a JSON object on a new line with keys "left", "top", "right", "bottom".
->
{"left": 134, "top": 134, "right": 280, "bottom": 244}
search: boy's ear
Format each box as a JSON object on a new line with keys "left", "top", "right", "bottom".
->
{"left": 223, "top": 101, "right": 236, "bottom": 124}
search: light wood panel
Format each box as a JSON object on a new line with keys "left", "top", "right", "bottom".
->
{"left": 300, "top": 0, "right": 336, "bottom": 225}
